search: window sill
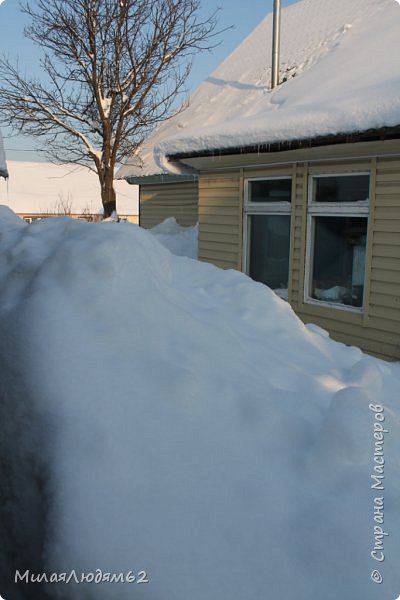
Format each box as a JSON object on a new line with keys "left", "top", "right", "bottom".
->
{"left": 304, "top": 296, "right": 364, "bottom": 314}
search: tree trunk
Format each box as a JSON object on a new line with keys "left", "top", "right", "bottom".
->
{"left": 100, "top": 166, "right": 117, "bottom": 218}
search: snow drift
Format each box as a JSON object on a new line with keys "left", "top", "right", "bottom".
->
{"left": 150, "top": 216, "right": 198, "bottom": 258}
{"left": 0, "top": 206, "right": 399, "bottom": 600}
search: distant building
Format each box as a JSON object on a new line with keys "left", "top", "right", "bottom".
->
{"left": 119, "top": 0, "right": 400, "bottom": 361}
{"left": 1, "top": 161, "right": 138, "bottom": 223}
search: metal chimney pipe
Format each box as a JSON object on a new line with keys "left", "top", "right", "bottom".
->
{"left": 271, "top": 0, "right": 281, "bottom": 89}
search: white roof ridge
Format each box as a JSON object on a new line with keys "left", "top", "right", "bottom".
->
{"left": 120, "top": 0, "right": 400, "bottom": 179}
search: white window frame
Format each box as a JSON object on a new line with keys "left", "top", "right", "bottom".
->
{"left": 305, "top": 171, "right": 370, "bottom": 313}
{"left": 243, "top": 176, "right": 292, "bottom": 296}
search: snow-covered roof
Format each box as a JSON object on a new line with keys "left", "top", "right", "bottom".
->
{"left": 0, "top": 130, "right": 7, "bottom": 179}
{"left": 0, "top": 161, "right": 138, "bottom": 215}
{"left": 118, "top": 0, "right": 400, "bottom": 179}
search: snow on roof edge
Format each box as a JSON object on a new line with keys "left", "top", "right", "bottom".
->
{"left": 165, "top": 125, "right": 400, "bottom": 160}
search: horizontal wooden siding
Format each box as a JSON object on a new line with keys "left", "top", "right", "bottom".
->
{"left": 196, "top": 149, "right": 400, "bottom": 360}
{"left": 198, "top": 172, "right": 242, "bottom": 269}
{"left": 294, "top": 156, "right": 400, "bottom": 361}
{"left": 139, "top": 181, "right": 198, "bottom": 229}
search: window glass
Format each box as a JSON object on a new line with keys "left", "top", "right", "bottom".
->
{"left": 311, "top": 216, "right": 367, "bottom": 307}
{"left": 249, "top": 179, "right": 291, "bottom": 203}
{"left": 313, "top": 175, "right": 369, "bottom": 203}
{"left": 249, "top": 215, "right": 290, "bottom": 295}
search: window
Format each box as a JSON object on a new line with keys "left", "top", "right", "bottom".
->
{"left": 244, "top": 177, "right": 292, "bottom": 298}
{"left": 306, "top": 173, "right": 369, "bottom": 309}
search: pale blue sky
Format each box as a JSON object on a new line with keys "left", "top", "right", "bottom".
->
{"left": 0, "top": 0, "right": 297, "bottom": 160}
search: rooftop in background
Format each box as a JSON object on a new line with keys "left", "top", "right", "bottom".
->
{"left": 0, "top": 161, "right": 138, "bottom": 217}
{"left": 118, "top": 0, "right": 400, "bottom": 180}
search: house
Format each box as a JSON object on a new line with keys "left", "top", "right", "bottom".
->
{"left": 0, "top": 129, "right": 7, "bottom": 180}
{"left": 118, "top": 0, "right": 400, "bottom": 361}
{"left": 0, "top": 161, "right": 138, "bottom": 223}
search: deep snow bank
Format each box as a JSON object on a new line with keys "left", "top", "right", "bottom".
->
{"left": 150, "top": 217, "right": 198, "bottom": 259}
{"left": 0, "top": 206, "right": 399, "bottom": 600}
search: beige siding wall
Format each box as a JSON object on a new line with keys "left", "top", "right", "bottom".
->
{"left": 198, "top": 172, "right": 242, "bottom": 269}
{"left": 288, "top": 163, "right": 307, "bottom": 308}
{"left": 368, "top": 156, "right": 400, "bottom": 358}
{"left": 293, "top": 156, "right": 400, "bottom": 361}
{"left": 139, "top": 181, "right": 198, "bottom": 229}
{"left": 196, "top": 146, "right": 400, "bottom": 361}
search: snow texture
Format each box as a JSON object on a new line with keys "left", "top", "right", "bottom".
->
{"left": 150, "top": 217, "right": 198, "bottom": 259}
{"left": 0, "top": 161, "right": 138, "bottom": 216}
{"left": 0, "top": 130, "right": 7, "bottom": 178}
{"left": 118, "top": 0, "right": 400, "bottom": 178}
{"left": 0, "top": 205, "right": 400, "bottom": 599}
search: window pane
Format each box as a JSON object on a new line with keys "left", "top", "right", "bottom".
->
{"left": 249, "top": 179, "right": 291, "bottom": 203}
{"left": 311, "top": 216, "right": 367, "bottom": 307}
{"left": 248, "top": 215, "right": 290, "bottom": 294}
{"left": 314, "top": 175, "right": 369, "bottom": 203}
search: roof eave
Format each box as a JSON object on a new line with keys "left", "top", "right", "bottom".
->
{"left": 167, "top": 126, "right": 400, "bottom": 161}
{"left": 125, "top": 173, "right": 198, "bottom": 186}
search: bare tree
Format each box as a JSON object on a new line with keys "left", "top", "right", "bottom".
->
{"left": 0, "top": 0, "right": 219, "bottom": 216}
{"left": 49, "top": 192, "right": 73, "bottom": 216}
